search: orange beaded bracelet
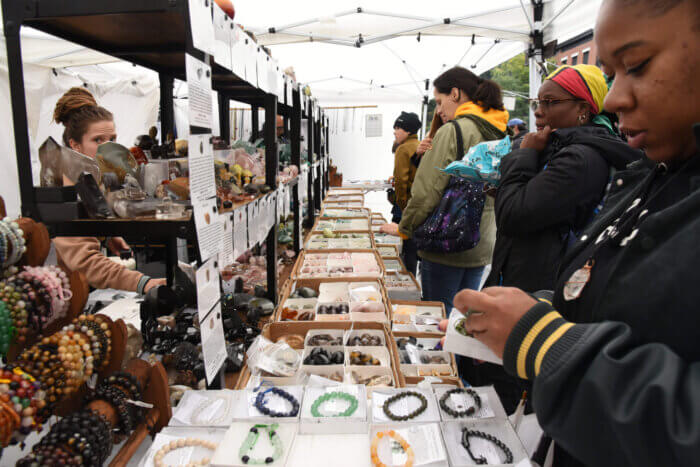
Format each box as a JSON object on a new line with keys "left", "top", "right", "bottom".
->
{"left": 370, "top": 430, "right": 415, "bottom": 467}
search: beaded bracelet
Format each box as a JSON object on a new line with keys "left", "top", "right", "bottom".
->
{"left": 439, "top": 388, "right": 482, "bottom": 418}
{"left": 0, "top": 218, "right": 26, "bottom": 268}
{"left": 239, "top": 424, "right": 284, "bottom": 465}
{"left": 370, "top": 430, "right": 414, "bottom": 467}
{"left": 382, "top": 391, "right": 427, "bottom": 421}
{"left": 461, "top": 428, "right": 514, "bottom": 465}
{"left": 0, "top": 301, "right": 15, "bottom": 355}
{"left": 254, "top": 387, "right": 300, "bottom": 417}
{"left": 0, "top": 280, "right": 30, "bottom": 344}
{"left": 310, "top": 391, "right": 359, "bottom": 417}
{"left": 154, "top": 437, "right": 218, "bottom": 467}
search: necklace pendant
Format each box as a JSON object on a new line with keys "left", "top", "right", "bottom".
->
{"left": 563, "top": 259, "right": 594, "bottom": 301}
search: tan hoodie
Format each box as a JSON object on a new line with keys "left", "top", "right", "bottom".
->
{"left": 53, "top": 237, "right": 144, "bottom": 291}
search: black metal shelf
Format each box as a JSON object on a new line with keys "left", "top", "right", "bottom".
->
{"left": 2, "top": 0, "right": 330, "bottom": 300}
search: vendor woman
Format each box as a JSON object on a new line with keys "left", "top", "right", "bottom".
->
{"left": 52, "top": 87, "right": 165, "bottom": 294}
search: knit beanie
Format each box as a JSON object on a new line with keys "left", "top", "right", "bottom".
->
{"left": 394, "top": 112, "right": 421, "bottom": 134}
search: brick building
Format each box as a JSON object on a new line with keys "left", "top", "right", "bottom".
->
{"left": 551, "top": 29, "right": 598, "bottom": 67}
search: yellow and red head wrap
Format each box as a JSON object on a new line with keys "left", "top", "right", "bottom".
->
{"left": 545, "top": 64, "right": 608, "bottom": 114}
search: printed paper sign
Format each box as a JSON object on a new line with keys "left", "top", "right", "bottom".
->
{"left": 200, "top": 302, "right": 226, "bottom": 385}
{"left": 188, "top": 133, "right": 216, "bottom": 202}
{"left": 230, "top": 24, "right": 247, "bottom": 78}
{"left": 213, "top": 3, "right": 232, "bottom": 70}
{"left": 193, "top": 197, "right": 224, "bottom": 262}
{"left": 233, "top": 206, "right": 248, "bottom": 259}
{"left": 186, "top": 54, "right": 213, "bottom": 129}
{"left": 220, "top": 214, "right": 235, "bottom": 268}
{"left": 195, "top": 257, "right": 220, "bottom": 321}
{"left": 188, "top": 0, "right": 215, "bottom": 55}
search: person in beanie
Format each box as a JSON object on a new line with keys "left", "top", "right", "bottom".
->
{"left": 391, "top": 111, "right": 421, "bottom": 274}
{"left": 507, "top": 118, "right": 528, "bottom": 149}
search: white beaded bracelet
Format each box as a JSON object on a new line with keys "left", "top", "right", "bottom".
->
{"left": 153, "top": 438, "right": 218, "bottom": 467}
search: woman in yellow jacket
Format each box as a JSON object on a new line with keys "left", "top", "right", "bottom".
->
{"left": 382, "top": 67, "right": 509, "bottom": 309}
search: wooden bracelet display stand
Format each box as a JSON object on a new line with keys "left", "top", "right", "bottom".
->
{"left": 4, "top": 216, "right": 89, "bottom": 362}
{"left": 108, "top": 359, "right": 171, "bottom": 467}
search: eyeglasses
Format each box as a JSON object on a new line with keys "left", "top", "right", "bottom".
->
{"left": 529, "top": 98, "right": 582, "bottom": 111}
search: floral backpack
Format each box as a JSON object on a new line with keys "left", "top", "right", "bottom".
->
{"left": 413, "top": 120, "right": 486, "bottom": 253}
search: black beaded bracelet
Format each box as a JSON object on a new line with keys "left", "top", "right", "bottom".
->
{"left": 254, "top": 387, "right": 300, "bottom": 417}
{"left": 461, "top": 428, "right": 514, "bottom": 465}
{"left": 107, "top": 371, "right": 143, "bottom": 401}
{"left": 86, "top": 385, "right": 134, "bottom": 435}
{"left": 439, "top": 388, "right": 482, "bottom": 418}
{"left": 382, "top": 391, "right": 428, "bottom": 421}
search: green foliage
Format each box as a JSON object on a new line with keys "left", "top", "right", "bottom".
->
{"left": 481, "top": 53, "right": 530, "bottom": 125}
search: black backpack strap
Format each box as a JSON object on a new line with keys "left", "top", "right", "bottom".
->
{"left": 451, "top": 120, "right": 465, "bottom": 159}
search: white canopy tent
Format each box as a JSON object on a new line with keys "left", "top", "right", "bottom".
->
{"left": 0, "top": 0, "right": 603, "bottom": 217}
{"left": 235, "top": 0, "right": 602, "bottom": 184}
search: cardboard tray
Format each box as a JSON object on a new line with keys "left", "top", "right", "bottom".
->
{"left": 319, "top": 207, "right": 371, "bottom": 219}
{"left": 291, "top": 249, "right": 385, "bottom": 282}
{"left": 392, "top": 330, "right": 459, "bottom": 377}
{"left": 276, "top": 275, "right": 391, "bottom": 322}
{"left": 384, "top": 271, "right": 422, "bottom": 301}
{"left": 304, "top": 231, "right": 376, "bottom": 250}
{"left": 311, "top": 217, "right": 371, "bottom": 234}
{"left": 235, "top": 321, "right": 406, "bottom": 390}
{"left": 381, "top": 256, "right": 407, "bottom": 274}
{"left": 376, "top": 244, "right": 400, "bottom": 258}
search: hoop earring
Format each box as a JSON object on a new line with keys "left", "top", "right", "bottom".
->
{"left": 578, "top": 114, "right": 587, "bottom": 124}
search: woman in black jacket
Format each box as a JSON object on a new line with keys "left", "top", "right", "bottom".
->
{"left": 452, "top": 0, "right": 700, "bottom": 465}
{"left": 484, "top": 64, "right": 641, "bottom": 293}
{"left": 465, "top": 63, "right": 641, "bottom": 412}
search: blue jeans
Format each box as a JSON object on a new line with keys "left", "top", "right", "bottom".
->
{"left": 420, "top": 259, "right": 485, "bottom": 310}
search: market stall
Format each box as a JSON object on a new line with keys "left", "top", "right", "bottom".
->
{"left": 0, "top": 0, "right": 610, "bottom": 465}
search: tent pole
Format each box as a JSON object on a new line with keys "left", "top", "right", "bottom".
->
{"left": 528, "top": 1, "right": 545, "bottom": 132}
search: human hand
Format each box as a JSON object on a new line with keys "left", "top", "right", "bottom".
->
{"left": 520, "top": 125, "right": 553, "bottom": 152}
{"left": 107, "top": 237, "right": 131, "bottom": 256}
{"left": 416, "top": 137, "right": 433, "bottom": 156}
{"left": 453, "top": 287, "right": 537, "bottom": 358}
{"left": 379, "top": 223, "right": 400, "bottom": 236}
{"left": 144, "top": 278, "right": 167, "bottom": 293}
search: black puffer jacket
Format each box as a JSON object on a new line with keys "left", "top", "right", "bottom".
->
{"left": 484, "top": 125, "right": 642, "bottom": 292}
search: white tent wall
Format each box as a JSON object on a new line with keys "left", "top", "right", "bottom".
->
{"left": 326, "top": 100, "right": 421, "bottom": 182}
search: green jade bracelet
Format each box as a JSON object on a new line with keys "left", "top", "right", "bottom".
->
{"left": 310, "top": 391, "right": 359, "bottom": 417}
{"left": 239, "top": 423, "right": 284, "bottom": 465}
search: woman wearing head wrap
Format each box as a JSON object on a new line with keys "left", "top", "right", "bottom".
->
{"left": 460, "top": 63, "right": 642, "bottom": 412}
